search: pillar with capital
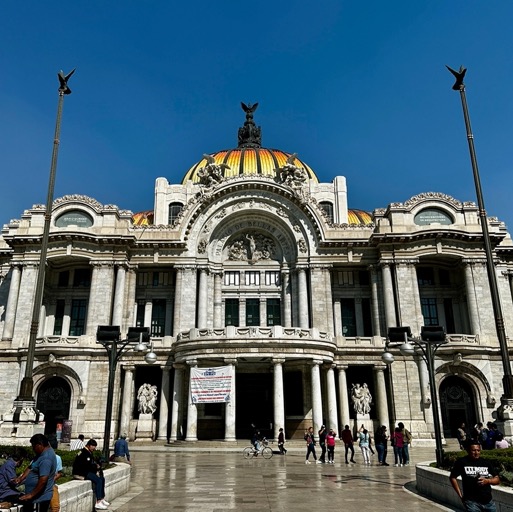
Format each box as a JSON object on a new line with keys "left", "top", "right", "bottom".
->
{"left": 297, "top": 267, "right": 309, "bottom": 329}
{"left": 120, "top": 366, "right": 135, "bottom": 437}
{"left": 86, "top": 261, "right": 115, "bottom": 335}
{"left": 213, "top": 271, "right": 223, "bottom": 328}
{"left": 111, "top": 263, "right": 127, "bottom": 327}
{"left": 281, "top": 271, "right": 292, "bottom": 327}
{"left": 2, "top": 264, "right": 22, "bottom": 340}
{"left": 273, "top": 359, "right": 285, "bottom": 440}
{"left": 224, "top": 358, "right": 237, "bottom": 441}
{"left": 381, "top": 262, "right": 396, "bottom": 330}
{"left": 158, "top": 366, "right": 172, "bottom": 441}
{"left": 185, "top": 360, "right": 198, "bottom": 441}
{"left": 373, "top": 365, "right": 389, "bottom": 428}
{"left": 197, "top": 267, "right": 208, "bottom": 329}
{"left": 368, "top": 265, "right": 382, "bottom": 337}
{"left": 337, "top": 365, "right": 350, "bottom": 427}
{"left": 326, "top": 364, "right": 338, "bottom": 432}
{"left": 310, "top": 360, "right": 323, "bottom": 433}
{"left": 170, "top": 363, "right": 184, "bottom": 441}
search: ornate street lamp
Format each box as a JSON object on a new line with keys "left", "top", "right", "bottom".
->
{"left": 96, "top": 326, "right": 157, "bottom": 461}
{"left": 382, "top": 325, "right": 447, "bottom": 467}
{"left": 15, "top": 70, "right": 75, "bottom": 415}
{"left": 447, "top": 65, "right": 513, "bottom": 405}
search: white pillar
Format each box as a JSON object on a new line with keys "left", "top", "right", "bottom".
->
{"left": 86, "top": 262, "right": 115, "bottom": 335}
{"left": 186, "top": 361, "right": 198, "bottom": 441}
{"left": 144, "top": 300, "right": 152, "bottom": 329}
{"left": 2, "top": 264, "right": 21, "bottom": 340}
{"left": 224, "top": 359, "right": 237, "bottom": 441}
{"left": 325, "top": 268, "right": 334, "bottom": 334}
{"left": 111, "top": 264, "right": 127, "bottom": 327}
{"left": 197, "top": 268, "right": 208, "bottom": 329}
{"left": 311, "top": 360, "right": 323, "bottom": 433}
{"left": 337, "top": 365, "right": 350, "bottom": 427}
{"left": 326, "top": 364, "right": 338, "bottom": 432}
{"left": 369, "top": 265, "right": 381, "bottom": 336}
{"left": 298, "top": 268, "right": 309, "bottom": 328}
{"left": 282, "top": 271, "right": 292, "bottom": 327}
{"left": 158, "top": 366, "right": 171, "bottom": 441}
{"left": 125, "top": 266, "right": 137, "bottom": 331}
{"left": 333, "top": 299, "right": 342, "bottom": 336}
{"left": 260, "top": 298, "right": 267, "bottom": 327}
{"left": 173, "top": 267, "right": 183, "bottom": 336}
{"left": 170, "top": 364, "right": 184, "bottom": 441}
{"left": 62, "top": 299, "right": 71, "bottom": 337}
{"left": 120, "top": 366, "right": 135, "bottom": 437}
{"left": 381, "top": 263, "right": 396, "bottom": 329}
{"left": 464, "top": 261, "right": 481, "bottom": 335}
{"left": 373, "top": 365, "right": 389, "bottom": 428}
{"left": 213, "top": 272, "right": 223, "bottom": 328}
{"left": 273, "top": 358, "right": 285, "bottom": 440}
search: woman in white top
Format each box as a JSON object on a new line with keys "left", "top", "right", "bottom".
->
{"left": 358, "top": 425, "right": 371, "bottom": 465}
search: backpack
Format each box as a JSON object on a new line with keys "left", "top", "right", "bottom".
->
{"left": 404, "top": 429, "right": 412, "bottom": 443}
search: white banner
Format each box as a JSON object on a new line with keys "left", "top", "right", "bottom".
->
{"left": 190, "top": 365, "right": 233, "bottom": 403}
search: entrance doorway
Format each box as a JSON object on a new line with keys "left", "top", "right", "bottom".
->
{"left": 36, "top": 376, "right": 72, "bottom": 436}
{"left": 440, "top": 375, "right": 476, "bottom": 438}
{"left": 236, "top": 373, "right": 273, "bottom": 440}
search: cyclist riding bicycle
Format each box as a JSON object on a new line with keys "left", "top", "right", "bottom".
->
{"left": 251, "top": 431, "right": 262, "bottom": 453}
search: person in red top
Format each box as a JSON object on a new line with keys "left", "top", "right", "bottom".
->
{"left": 326, "top": 429, "right": 337, "bottom": 464}
{"left": 341, "top": 425, "right": 355, "bottom": 464}
{"left": 392, "top": 427, "right": 404, "bottom": 467}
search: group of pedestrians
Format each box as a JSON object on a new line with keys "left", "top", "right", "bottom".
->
{"left": 458, "top": 421, "right": 510, "bottom": 451}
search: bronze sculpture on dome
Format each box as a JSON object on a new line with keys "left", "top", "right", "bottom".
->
{"left": 238, "top": 102, "right": 262, "bottom": 148}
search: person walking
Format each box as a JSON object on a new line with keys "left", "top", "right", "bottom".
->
{"left": 304, "top": 427, "right": 321, "bottom": 464}
{"left": 277, "top": 428, "right": 287, "bottom": 455}
{"left": 318, "top": 425, "right": 327, "bottom": 463}
{"left": 457, "top": 422, "right": 468, "bottom": 450}
{"left": 341, "top": 425, "right": 356, "bottom": 464}
{"left": 450, "top": 441, "right": 499, "bottom": 511}
{"left": 392, "top": 427, "right": 404, "bottom": 467}
{"left": 374, "top": 425, "right": 389, "bottom": 466}
{"left": 326, "top": 429, "right": 336, "bottom": 464}
{"left": 358, "top": 425, "right": 371, "bottom": 465}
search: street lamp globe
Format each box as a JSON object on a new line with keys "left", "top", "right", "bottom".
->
{"left": 400, "top": 342, "right": 415, "bottom": 357}
{"left": 381, "top": 351, "right": 395, "bottom": 365}
{"left": 145, "top": 350, "right": 158, "bottom": 364}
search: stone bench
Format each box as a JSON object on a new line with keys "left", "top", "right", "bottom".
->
{"left": 0, "top": 463, "right": 131, "bottom": 512}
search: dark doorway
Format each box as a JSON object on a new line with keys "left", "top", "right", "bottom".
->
{"left": 440, "top": 375, "right": 476, "bottom": 437}
{"left": 236, "top": 372, "right": 273, "bottom": 440}
{"left": 36, "top": 377, "right": 71, "bottom": 436}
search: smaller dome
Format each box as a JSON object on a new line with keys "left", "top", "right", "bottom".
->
{"left": 348, "top": 209, "right": 373, "bottom": 225}
{"left": 132, "top": 210, "right": 154, "bottom": 226}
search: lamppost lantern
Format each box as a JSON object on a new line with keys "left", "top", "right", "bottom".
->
{"left": 384, "top": 325, "right": 446, "bottom": 467}
{"left": 96, "top": 325, "right": 154, "bottom": 461}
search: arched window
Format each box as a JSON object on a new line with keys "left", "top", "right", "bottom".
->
{"left": 168, "top": 202, "right": 183, "bottom": 224}
{"left": 319, "top": 201, "right": 334, "bottom": 223}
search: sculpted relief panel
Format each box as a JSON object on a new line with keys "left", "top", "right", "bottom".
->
{"left": 227, "top": 233, "right": 276, "bottom": 263}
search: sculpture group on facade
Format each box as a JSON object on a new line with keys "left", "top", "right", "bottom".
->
{"left": 197, "top": 154, "right": 229, "bottom": 187}
{"left": 278, "top": 153, "right": 308, "bottom": 191}
{"left": 351, "top": 383, "right": 372, "bottom": 415}
{"left": 228, "top": 233, "right": 275, "bottom": 262}
{"left": 137, "top": 383, "right": 158, "bottom": 415}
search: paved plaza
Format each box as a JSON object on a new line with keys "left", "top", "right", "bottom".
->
{"left": 108, "top": 445, "right": 455, "bottom": 511}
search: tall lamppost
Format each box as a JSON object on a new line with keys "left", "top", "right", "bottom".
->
{"left": 96, "top": 326, "right": 157, "bottom": 461}
{"left": 447, "top": 65, "right": 513, "bottom": 406}
{"left": 16, "top": 70, "right": 75, "bottom": 414}
{"left": 382, "top": 325, "right": 447, "bottom": 467}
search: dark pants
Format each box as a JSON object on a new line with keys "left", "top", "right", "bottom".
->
{"left": 327, "top": 445, "right": 335, "bottom": 462}
{"left": 402, "top": 443, "right": 410, "bottom": 464}
{"left": 344, "top": 443, "right": 355, "bottom": 462}
{"left": 306, "top": 443, "right": 317, "bottom": 461}
{"left": 376, "top": 443, "right": 385, "bottom": 463}
{"left": 319, "top": 443, "right": 326, "bottom": 462}
{"left": 463, "top": 499, "right": 497, "bottom": 512}
{"left": 278, "top": 443, "right": 287, "bottom": 454}
{"left": 86, "top": 472, "right": 105, "bottom": 500}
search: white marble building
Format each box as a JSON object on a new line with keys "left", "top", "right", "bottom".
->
{"left": 1, "top": 105, "right": 513, "bottom": 444}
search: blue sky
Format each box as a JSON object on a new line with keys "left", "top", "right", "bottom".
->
{"left": 1, "top": 1, "right": 512, "bottom": 232}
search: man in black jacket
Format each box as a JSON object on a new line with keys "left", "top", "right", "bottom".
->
{"left": 72, "top": 439, "right": 109, "bottom": 510}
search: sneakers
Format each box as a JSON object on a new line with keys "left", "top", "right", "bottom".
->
{"left": 95, "top": 503, "right": 108, "bottom": 510}
{"left": 305, "top": 460, "right": 311, "bottom": 464}
{"left": 394, "top": 464, "right": 399, "bottom": 467}
{"left": 101, "top": 500, "right": 110, "bottom": 506}
{"left": 316, "top": 460, "right": 323, "bottom": 464}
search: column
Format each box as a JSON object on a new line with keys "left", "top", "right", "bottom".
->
{"left": 170, "top": 364, "right": 184, "bottom": 441}
{"left": 282, "top": 271, "right": 292, "bottom": 327}
{"left": 213, "top": 272, "right": 223, "bottom": 328}
{"left": 337, "top": 365, "right": 350, "bottom": 427}
{"left": 373, "top": 365, "right": 389, "bottom": 427}
{"left": 119, "top": 366, "right": 135, "bottom": 436}
{"left": 62, "top": 299, "right": 71, "bottom": 337}
{"left": 173, "top": 267, "right": 183, "bottom": 336}
{"left": 408, "top": 261, "right": 424, "bottom": 334}
{"left": 381, "top": 263, "right": 396, "bottom": 329}
{"left": 333, "top": 299, "right": 342, "bottom": 336}
{"left": 111, "top": 264, "right": 127, "bottom": 327}
{"left": 2, "top": 264, "right": 21, "bottom": 340}
{"left": 369, "top": 265, "right": 381, "bottom": 337}
{"left": 45, "top": 300, "right": 56, "bottom": 336}
{"left": 298, "top": 268, "right": 309, "bottom": 328}
{"left": 273, "top": 359, "right": 285, "bottom": 440}
{"left": 311, "top": 360, "right": 323, "bottom": 433}
{"left": 158, "top": 366, "right": 172, "bottom": 441}
{"left": 260, "top": 298, "right": 267, "bottom": 327}
{"left": 125, "top": 266, "right": 137, "bottom": 331}
{"left": 185, "top": 361, "right": 198, "bottom": 441}
{"left": 86, "top": 262, "right": 115, "bottom": 335}
{"left": 197, "top": 268, "right": 208, "bottom": 329}
{"left": 224, "top": 358, "right": 237, "bottom": 441}
{"left": 144, "top": 300, "right": 152, "bottom": 328}
{"left": 463, "top": 261, "right": 480, "bottom": 335}
{"left": 326, "top": 364, "right": 338, "bottom": 432}
{"left": 325, "top": 268, "right": 334, "bottom": 334}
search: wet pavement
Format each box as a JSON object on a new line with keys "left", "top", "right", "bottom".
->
{"left": 108, "top": 445, "right": 456, "bottom": 511}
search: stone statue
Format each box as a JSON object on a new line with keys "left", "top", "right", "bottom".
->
{"left": 227, "top": 233, "right": 276, "bottom": 262}
{"left": 197, "top": 154, "right": 229, "bottom": 187}
{"left": 137, "top": 383, "right": 158, "bottom": 415}
{"left": 351, "top": 383, "right": 372, "bottom": 415}
{"left": 278, "top": 153, "right": 308, "bottom": 190}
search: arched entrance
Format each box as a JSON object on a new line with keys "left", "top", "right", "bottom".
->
{"left": 36, "top": 376, "right": 72, "bottom": 436}
{"left": 440, "top": 375, "right": 476, "bottom": 438}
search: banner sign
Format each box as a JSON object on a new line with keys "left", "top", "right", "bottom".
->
{"left": 190, "top": 366, "right": 233, "bottom": 403}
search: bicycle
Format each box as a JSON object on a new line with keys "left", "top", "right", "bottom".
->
{"left": 243, "top": 437, "right": 273, "bottom": 459}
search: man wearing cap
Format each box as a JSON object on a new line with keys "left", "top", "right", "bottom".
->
{"left": 318, "top": 425, "right": 327, "bottom": 464}
{"left": 113, "top": 434, "right": 131, "bottom": 464}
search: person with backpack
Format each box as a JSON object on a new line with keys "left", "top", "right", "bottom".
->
{"left": 398, "top": 422, "right": 412, "bottom": 465}
{"left": 304, "top": 427, "right": 321, "bottom": 464}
